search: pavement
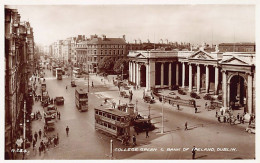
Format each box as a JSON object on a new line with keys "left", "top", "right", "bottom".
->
{"left": 89, "top": 74, "right": 250, "bottom": 129}
{"left": 15, "top": 58, "right": 254, "bottom": 159}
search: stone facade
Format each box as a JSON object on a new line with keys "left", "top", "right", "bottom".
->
{"left": 5, "top": 7, "right": 35, "bottom": 159}
{"left": 128, "top": 44, "right": 255, "bottom": 115}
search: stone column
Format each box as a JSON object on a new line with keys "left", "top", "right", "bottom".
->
{"left": 146, "top": 63, "right": 150, "bottom": 91}
{"left": 176, "top": 63, "right": 179, "bottom": 85}
{"left": 136, "top": 63, "right": 139, "bottom": 86}
{"left": 182, "top": 62, "right": 185, "bottom": 88}
{"left": 222, "top": 70, "right": 227, "bottom": 108}
{"left": 168, "top": 63, "right": 172, "bottom": 87}
{"left": 196, "top": 64, "right": 201, "bottom": 93}
{"left": 205, "top": 65, "right": 209, "bottom": 93}
{"left": 129, "top": 61, "right": 132, "bottom": 82}
{"left": 149, "top": 61, "right": 155, "bottom": 88}
{"left": 161, "top": 62, "right": 164, "bottom": 87}
{"left": 214, "top": 66, "right": 219, "bottom": 95}
{"left": 133, "top": 62, "right": 136, "bottom": 84}
{"left": 189, "top": 63, "right": 192, "bottom": 92}
{"left": 247, "top": 73, "right": 253, "bottom": 114}
{"left": 227, "top": 83, "right": 230, "bottom": 107}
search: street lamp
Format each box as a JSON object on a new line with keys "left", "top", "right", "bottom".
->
{"left": 136, "top": 99, "right": 138, "bottom": 115}
{"left": 161, "top": 96, "right": 164, "bottom": 134}
{"left": 23, "top": 101, "right": 26, "bottom": 160}
{"left": 148, "top": 105, "right": 151, "bottom": 120}
{"left": 121, "top": 65, "right": 124, "bottom": 81}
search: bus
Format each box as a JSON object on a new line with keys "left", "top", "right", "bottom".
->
{"left": 56, "top": 68, "right": 62, "bottom": 80}
{"left": 94, "top": 107, "right": 131, "bottom": 141}
{"left": 75, "top": 87, "right": 88, "bottom": 112}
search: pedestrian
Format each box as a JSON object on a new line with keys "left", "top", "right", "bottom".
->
{"left": 39, "top": 129, "right": 42, "bottom": 139}
{"left": 66, "top": 86, "right": 67, "bottom": 90}
{"left": 195, "top": 107, "right": 197, "bottom": 113}
{"left": 205, "top": 102, "right": 207, "bottom": 110}
{"left": 177, "top": 104, "right": 180, "bottom": 110}
{"left": 237, "top": 113, "right": 240, "bottom": 123}
{"left": 39, "top": 146, "right": 42, "bottom": 156}
{"left": 32, "top": 139, "right": 36, "bottom": 150}
{"left": 34, "top": 132, "right": 38, "bottom": 142}
{"left": 57, "top": 133, "right": 59, "bottom": 145}
{"left": 92, "top": 81, "right": 94, "bottom": 88}
{"left": 215, "top": 110, "right": 218, "bottom": 117}
{"left": 192, "top": 146, "right": 196, "bottom": 159}
{"left": 146, "top": 129, "right": 149, "bottom": 138}
{"left": 66, "top": 126, "right": 69, "bottom": 136}
{"left": 185, "top": 122, "right": 188, "bottom": 130}
{"left": 133, "top": 135, "right": 136, "bottom": 146}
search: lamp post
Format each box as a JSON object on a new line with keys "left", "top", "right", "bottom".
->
{"left": 161, "top": 96, "right": 164, "bottom": 134}
{"left": 23, "top": 101, "right": 26, "bottom": 160}
{"left": 148, "top": 105, "right": 151, "bottom": 120}
{"left": 88, "top": 65, "right": 90, "bottom": 92}
{"left": 121, "top": 65, "right": 124, "bottom": 81}
{"left": 136, "top": 99, "right": 138, "bottom": 115}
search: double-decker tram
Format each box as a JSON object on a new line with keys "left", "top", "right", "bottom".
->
{"left": 94, "top": 107, "right": 131, "bottom": 140}
{"left": 75, "top": 87, "right": 88, "bottom": 112}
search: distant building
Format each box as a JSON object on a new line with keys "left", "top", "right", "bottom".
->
{"left": 75, "top": 34, "right": 127, "bottom": 73}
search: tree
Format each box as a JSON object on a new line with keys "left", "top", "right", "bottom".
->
{"left": 113, "top": 58, "right": 129, "bottom": 74}
{"left": 98, "top": 56, "right": 115, "bottom": 73}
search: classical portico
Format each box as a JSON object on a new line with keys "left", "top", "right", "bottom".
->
{"left": 128, "top": 50, "right": 255, "bottom": 114}
{"left": 221, "top": 54, "right": 255, "bottom": 114}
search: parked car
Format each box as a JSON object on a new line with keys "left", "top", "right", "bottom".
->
{"left": 245, "top": 124, "right": 255, "bottom": 134}
{"left": 55, "top": 96, "right": 64, "bottom": 105}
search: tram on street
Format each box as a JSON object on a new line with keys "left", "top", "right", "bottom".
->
{"left": 73, "top": 67, "right": 81, "bottom": 78}
{"left": 94, "top": 107, "right": 131, "bottom": 141}
{"left": 75, "top": 87, "right": 88, "bottom": 112}
{"left": 56, "top": 68, "right": 63, "bottom": 80}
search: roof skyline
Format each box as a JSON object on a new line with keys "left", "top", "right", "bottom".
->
{"left": 7, "top": 5, "right": 255, "bottom": 46}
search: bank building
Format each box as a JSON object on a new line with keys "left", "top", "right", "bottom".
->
{"left": 128, "top": 43, "right": 255, "bottom": 115}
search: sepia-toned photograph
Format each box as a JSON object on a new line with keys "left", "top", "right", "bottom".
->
{"left": 4, "top": 4, "right": 256, "bottom": 160}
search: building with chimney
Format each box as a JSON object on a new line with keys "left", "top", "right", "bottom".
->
{"left": 5, "top": 7, "right": 35, "bottom": 159}
{"left": 75, "top": 34, "right": 127, "bottom": 73}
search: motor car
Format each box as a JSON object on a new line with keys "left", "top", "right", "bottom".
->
{"left": 133, "top": 118, "right": 155, "bottom": 133}
{"left": 245, "top": 124, "right": 255, "bottom": 134}
{"left": 71, "top": 80, "right": 76, "bottom": 87}
{"left": 44, "top": 105, "right": 57, "bottom": 119}
{"left": 55, "top": 96, "right": 64, "bottom": 105}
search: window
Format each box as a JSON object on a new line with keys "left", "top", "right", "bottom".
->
{"left": 109, "top": 50, "right": 111, "bottom": 55}
{"left": 112, "top": 115, "right": 115, "bottom": 120}
{"left": 99, "top": 111, "right": 102, "bottom": 115}
{"left": 117, "top": 117, "right": 120, "bottom": 121}
{"left": 114, "top": 50, "right": 116, "bottom": 55}
{"left": 101, "top": 50, "right": 103, "bottom": 55}
{"left": 108, "top": 124, "right": 111, "bottom": 129}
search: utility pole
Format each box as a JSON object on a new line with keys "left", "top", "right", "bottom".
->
{"left": 23, "top": 101, "right": 26, "bottom": 160}
{"left": 161, "top": 96, "right": 164, "bottom": 134}
{"left": 88, "top": 65, "right": 89, "bottom": 92}
{"left": 136, "top": 99, "right": 138, "bottom": 115}
{"left": 148, "top": 105, "right": 151, "bottom": 120}
{"left": 110, "top": 139, "right": 113, "bottom": 159}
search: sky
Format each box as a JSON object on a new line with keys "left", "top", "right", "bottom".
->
{"left": 7, "top": 5, "right": 255, "bottom": 46}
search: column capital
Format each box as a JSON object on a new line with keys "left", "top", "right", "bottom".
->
{"left": 213, "top": 65, "right": 219, "bottom": 68}
{"left": 246, "top": 72, "right": 253, "bottom": 76}
{"left": 221, "top": 69, "right": 227, "bottom": 73}
{"left": 205, "top": 64, "right": 209, "bottom": 67}
{"left": 188, "top": 63, "right": 192, "bottom": 66}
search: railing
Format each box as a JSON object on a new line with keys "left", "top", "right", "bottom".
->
{"left": 95, "top": 123, "right": 117, "bottom": 136}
